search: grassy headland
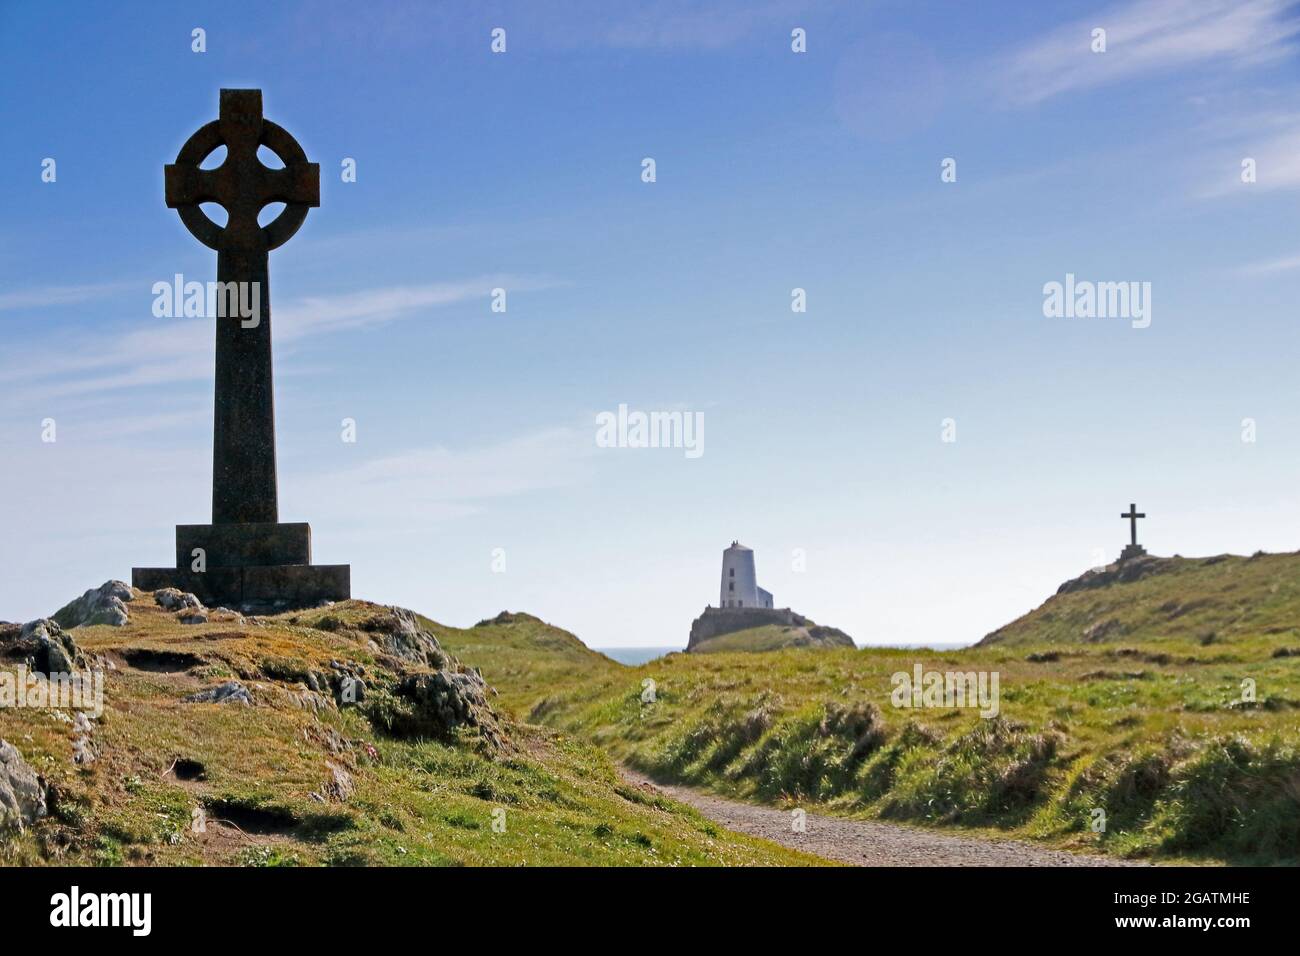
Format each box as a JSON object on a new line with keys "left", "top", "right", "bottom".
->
{"left": 0, "top": 593, "right": 817, "bottom": 866}
{"left": 492, "top": 554, "right": 1300, "bottom": 864}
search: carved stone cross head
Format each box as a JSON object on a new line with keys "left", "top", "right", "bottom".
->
{"left": 164, "top": 89, "right": 319, "bottom": 254}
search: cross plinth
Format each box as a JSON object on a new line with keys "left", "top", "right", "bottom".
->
{"left": 1118, "top": 502, "right": 1148, "bottom": 562}
{"left": 133, "top": 90, "right": 349, "bottom": 610}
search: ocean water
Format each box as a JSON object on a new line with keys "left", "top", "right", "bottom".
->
{"left": 866, "top": 641, "right": 976, "bottom": 651}
{"left": 595, "top": 646, "right": 681, "bottom": 665}
{"left": 595, "top": 642, "right": 973, "bottom": 664}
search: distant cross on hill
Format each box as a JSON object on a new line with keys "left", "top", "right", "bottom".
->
{"left": 1119, "top": 503, "right": 1148, "bottom": 562}
{"left": 1121, "top": 503, "right": 1145, "bottom": 546}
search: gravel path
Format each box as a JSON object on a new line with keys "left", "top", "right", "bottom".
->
{"left": 622, "top": 769, "right": 1143, "bottom": 867}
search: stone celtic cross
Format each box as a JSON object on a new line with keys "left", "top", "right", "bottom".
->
{"left": 164, "top": 88, "right": 319, "bottom": 524}
{"left": 134, "top": 90, "right": 348, "bottom": 610}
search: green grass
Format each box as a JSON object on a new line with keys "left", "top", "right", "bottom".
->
{"left": 0, "top": 595, "right": 819, "bottom": 867}
{"left": 14, "top": 550, "right": 1299, "bottom": 866}
{"left": 981, "top": 551, "right": 1300, "bottom": 650}
{"left": 475, "top": 552, "right": 1300, "bottom": 865}
{"left": 430, "top": 611, "right": 620, "bottom": 714}
{"left": 690, "top": 625, "right": 817, "bottom": 653}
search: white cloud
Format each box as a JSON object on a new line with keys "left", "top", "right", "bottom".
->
{"left": 1234, "top": 250, "right": 1300, "bottom": 275}
{"left": 0, "top": 281, "right": 134, "bottom": 312}
{"left": 0, "top": 275, "right": 559, "bottom": 403}
{"left": 1198, "top": 122, "right": 1300, "bottom": 196}
{"left": 295, "top": 426, "right": 594, "bottom": 525}
{"left": 1000, "top": 0, "right": 1300, "bottom": 106}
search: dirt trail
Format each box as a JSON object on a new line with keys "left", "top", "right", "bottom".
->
{"left": 621, "top": 769, "right": 1144, "bottom": 867}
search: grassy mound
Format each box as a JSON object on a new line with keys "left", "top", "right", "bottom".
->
{"left": 432, "top": 610, "right": 620, "bottom": 714}
{"left": 0, "top": 591, "right": 817, "bottom": 867}
{"left": 689, "top": 624, "right": 853, "bottom": 654}
{"left": 980, "top": 551, "right": 1300, "bottom": 650}
{"left": 524, "top": 631, "right": 1300, "bottom": 863}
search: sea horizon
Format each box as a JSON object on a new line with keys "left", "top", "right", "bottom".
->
{"left": 595, "top": 639, "right": 977, "bottom": 665}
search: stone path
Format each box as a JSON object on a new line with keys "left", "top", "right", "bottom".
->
{"left": 621, "top": 769, "right": 1145, "bottom": 867}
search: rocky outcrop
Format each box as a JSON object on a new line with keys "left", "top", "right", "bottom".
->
{"left": 1055, "top": 556, "right": 1175, "bottom": 595}
{"left": 310, "top": 761, "right": 355, "bottom": 803}
{"left": 155, "top": 588, "right": 203, "bottom": 611}
{"left": 0, "top": 619, "right": 84, "bottom": 674}
{"left": 359, "top": 607, "right": 449, "bottom": 669}
{"left": 391, "top": 668, "right": 502, "bottom": 747}
{"left": 687, "top": 607, "right": 855, "bottom": 652}
{"left": 0, "top": 740, "right": 47, "bottom": 831}
{"left": 689, "top": 607, "right": 808, "bottom": 648}
{"left": 183, "top": 681, "right": 253, "bottom": 705}
{"left": 287, "top": 602, "right": 505, "bottom": 748}
{"left": 52, "top": 580, "right": 132, "bottom": 629}
{"left": 474, "top": 611, "right": 542, "bottom": 627}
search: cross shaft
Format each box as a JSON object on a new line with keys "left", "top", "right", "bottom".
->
{"left": 1121, "top": 503, "right": 1146, "bottom": 546}
{"left": 163, "top": 90, "right": 319, "bottom": 525}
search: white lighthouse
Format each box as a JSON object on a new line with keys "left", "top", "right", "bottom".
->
{"left": 719, "top": 541, "right": 774, "bottom": 609}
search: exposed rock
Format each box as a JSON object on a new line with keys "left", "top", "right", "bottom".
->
{"left": 303, "top": 723, "right": 349, "bottom": 755}
{"left": 178, "top": 608, "right": 209, "bottom": 625}
{"left": 689, "top": 607, "right": 807, "bottom": 648}
{"left": 183, "top": 681, "right": 252, "bottom": 705}
{"left": 806, "top": 625, "right": 855, "bottom": 647}
{"left": 310, "top": 761, "right": 354, "bottom": 803}
{"left": 0, "top": 739, "right": 47, "bottom": 831}
{"left": 10, "top": 619, "right": 84, "bottom": 674}
{"left": 391, "top": 668, "right": 501, "bottom": 746}
{"left": 296, "top": 690, "right": 333, "bottom": 713}
{"left": 474, "top": 611, "right": 542, "bottom": 627}
{"left": 687, "top": 606, "right": 855, "bottom": 652}
{"left": 1083, "top": 618, "right": 1124, "bottom": 642}
{"left": 1055, "top": 555, "right": 1174, "bottom": 595}
{"left": 155, "top": 588, "right": 203, "bottom": 611}
{"left": 359, "top": 607, "right": 449, "bottom": 669}
{"left": 52, "top": 581, "right": 133, "bottom": 629}
{"left": 335, "top": 675, "right": 366, "bottom": 706}
{"left": 210, "top": 607, "right": 245, "bottom": 624}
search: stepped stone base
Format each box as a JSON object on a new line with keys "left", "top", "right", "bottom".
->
{"left": 175, "top": 522, "right": 311, "bottom": 568}
{"left": 133, "top": 521, "right": 350, "bottom": 610}
{"left": 1118, "top": 544, "right": 1148, "bottom": 562}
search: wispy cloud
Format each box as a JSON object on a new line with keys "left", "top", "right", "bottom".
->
{"left": 296, "top": 426, "right": 593, "bottom": 524}
{"left": 0, "top": 275, "right": 561, "bottom": 402}
{"left": 1196, "top": 117, "right": 1300, "bottom": 196}
{"left": 999, "top": 0, "right": 1300, "bottom": 106}
{"left": 0, "top": 281, "right": 134, "bottom": 311}
{"left": 1234, "top": 250, "right": 1300, "bottom": 275}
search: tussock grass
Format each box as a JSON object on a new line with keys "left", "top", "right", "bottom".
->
{"left": 487, "top": 554, "right": 1300, "bottom": 864}
{"left": 0, "top": 594, "right": 818, "bottom": 867}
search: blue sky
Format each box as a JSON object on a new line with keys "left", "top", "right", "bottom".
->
{"left": 3, "top": 0, "right": 1300, "bottom": 648}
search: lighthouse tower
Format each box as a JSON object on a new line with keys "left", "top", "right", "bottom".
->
{"left": 719, "top": 541, "right": 773, "bottom": 609}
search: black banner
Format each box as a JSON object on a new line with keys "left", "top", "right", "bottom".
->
{"left": 0, "top": 864, "right": 1282, "bottom": 942}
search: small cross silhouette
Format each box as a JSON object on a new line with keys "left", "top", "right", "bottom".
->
{"left": 1121, "top": 503, "right": 1146, "bottom": 546}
